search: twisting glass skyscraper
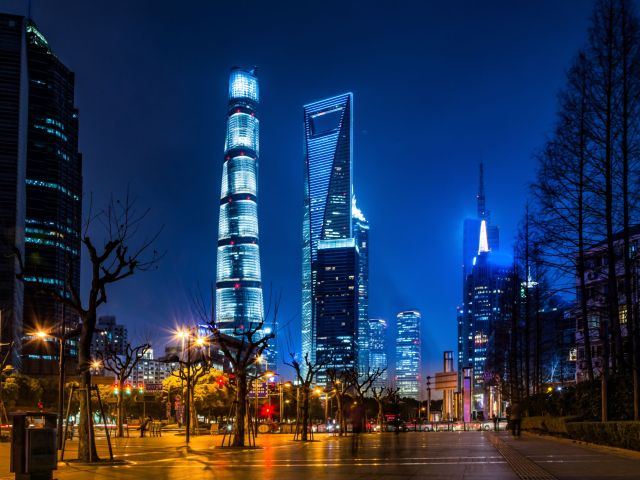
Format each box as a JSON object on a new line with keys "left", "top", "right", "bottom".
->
{"left": 216, "top": 68, "right": 273, "bottom": 366}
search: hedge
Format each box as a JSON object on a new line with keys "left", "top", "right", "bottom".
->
{"left": 521, "top": 416, "right": 579, "bottom": 435}
{"left": 566, "top": 421, "right": 640, "bottom": 451}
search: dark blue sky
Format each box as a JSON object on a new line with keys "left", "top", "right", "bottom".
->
{"left": 6, "top": 0, "right": 594, "bottom": 375}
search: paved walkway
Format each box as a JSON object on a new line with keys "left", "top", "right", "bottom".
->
{"left": 1, "top": 431, "right": 639, "bottom": 479}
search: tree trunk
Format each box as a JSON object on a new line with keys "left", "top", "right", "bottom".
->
{"left": 77, "top": 315, "right": 98, "bottom": 462}
{"left": 117, "top": 378, "right": 125, "bottom": 438}
{"left": 233, "top": 373, "right": 247, "bottom": 447}
{"left": 301, "top": 389, "right": 310, "bottom": 441}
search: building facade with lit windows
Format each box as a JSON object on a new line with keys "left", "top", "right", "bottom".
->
{"left": 90, "top": 316, "right": 128, "bottom": 357}
{"left": 462, "top": 224, "right": 514, "bottom": 416}
{"left": 215, "top": 67, "right": 275, "bottom": 370}
{"left": 369, "top": 318, "right": 388, "bottom": 388}
{"left": 0, "top": 14, "right": 82, "bottom": 375}
{"left": 396, "top": 310, "right": 421, "bottom": 399}
{"left": 459, "top": 163, "right": 499, "bottom": 386}
{"left": 301, "top": 93, "right": 362, "bottom": 381}
{"left": 573, "top": 226, "right": 640, "bottom": 382}
{"left": 353, "top": 198, "right": 369, "bottom": 372}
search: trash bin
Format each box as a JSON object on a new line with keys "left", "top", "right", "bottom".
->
{"left": 10, "top": 412, "right": 57, "bottom": 480}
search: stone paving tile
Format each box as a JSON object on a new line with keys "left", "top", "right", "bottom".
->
{"left": 1, "top": 431, "right": 638, "bottom": 479}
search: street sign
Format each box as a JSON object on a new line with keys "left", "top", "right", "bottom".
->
{"left": 435, "top": 372, "right": 457, "bottom": 390}
{"left": 144, "top": 383, "right": 164, "bottom": 392}
{"left": 248, "top": 381, "right": 269, "bottom": 398}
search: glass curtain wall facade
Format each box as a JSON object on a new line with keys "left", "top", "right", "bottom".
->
{"left": 216, "top": 68, "right": 273, "bottom": 367}
{"left": 353, "top": 197, "right": 369, "bottom": 372}
{"left": 0, "top": 15, "right": 82, "bottom": 374}
{"left": 369, "top": 318, "right": 388, "bottom": 388}
{"left": 302, "top": 93, "right": 356, "bottom": 374}
{"left": 464, "top": 244, "right": 513, "bottom": 415}
{"left": 396, "top": 310, "right": 421, "bottom": 399}
{"left": 459, "top": 163, "right": 499, "bottom": 385}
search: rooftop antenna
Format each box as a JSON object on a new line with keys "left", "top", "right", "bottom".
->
{"left": 477, "top": 161, "right": 486, "bottom": 220}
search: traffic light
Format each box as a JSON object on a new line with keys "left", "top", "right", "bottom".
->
{"left": 217, "top": 377, "right": 225, "bottom": 388}
{"left": 37, "top": 401, "right": 44, "bottom": 412}
{"left": 125, "top": 383, "right": 132, "bottom": 395}
{"left": 113, "top": 383, "right": 120, "bottom": 396}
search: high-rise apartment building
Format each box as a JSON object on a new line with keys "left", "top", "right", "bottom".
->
{"left": 215, "top": 67, "right": 275, "bottom": 369}
{"left": 0, "top": 14, "right": 82, "bottom": 374}
{"left": 396, "top": 310, "right": 421, "bottom": 399}
{"left": 302, "top": 93, "right": 359, "bottom": 380}
{"left": 369, "top": 318, "right": 388, "bottom": 388}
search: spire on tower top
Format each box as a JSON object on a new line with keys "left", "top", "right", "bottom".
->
{"left": 478, "top": 219, "right": 490, "bottom": 254}
{"left": 477, "top": 161, "right": 486, "bottom": 220}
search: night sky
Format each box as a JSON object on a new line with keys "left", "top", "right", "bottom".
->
{"left": 5, "top": 0, "right": 594, "bottom": 376}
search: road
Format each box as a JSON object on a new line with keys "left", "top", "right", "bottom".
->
{"left": 1, "top": 431, "right": 640, "bottom": 479}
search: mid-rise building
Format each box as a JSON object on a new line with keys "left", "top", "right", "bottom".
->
{"left": 574, "top": 226, "right": 639, "bottom": 382}
{"left": 396, "top": 310, "right": 421, "bottom": 399}
{"left": 91, "top": 315, "right": 128, "bottom": 357}
{"left": 302, "top": 93, "right": 360, "bottom": 380}
{"left": 0, "top": 15, "right": 82, "bottom": 374}
{"left": 369, "top": 318, "right": 388, "bottom": 388}
{"left": 215, "top": 67, "right": 275, "bottom": 370}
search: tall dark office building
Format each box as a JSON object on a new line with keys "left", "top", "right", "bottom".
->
{"left": 302, "top": 93, "right": 360, "bottom": 380}
{"left": 462, "top": 226, "right": 513, "bottom": 417}
{"left": 0, "top": 15, "right": 82, "bottom": 374}
{"left": 458, "top": 163, "right": 498, "bottom": 383}
{"left": 215, "top": 68, "right": 275, "bottom": 369}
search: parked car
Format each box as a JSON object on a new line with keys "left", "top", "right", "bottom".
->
{"left": 480, "top": 418, "right": 508, "bottom": 431}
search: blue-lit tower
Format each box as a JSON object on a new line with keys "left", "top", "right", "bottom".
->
{"left": 396, "top": 310, "right": 422, "bottom": 399}
{"left": 302, "top": 93, "right": 358, "bottom": 379}
{"left": 216, "top": 68, "right": 274, "bottom": 367}
{"left": 353, "top": 197, "right": 369, "bottom": 372}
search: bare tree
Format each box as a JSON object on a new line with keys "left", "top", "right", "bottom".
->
{"left": 344, "top": 367, "right": 385, "bottom": 432}
{"left": 15, "top": 192, "right": 161, "bottom": 461}
{"left": 97, "top": 342, "right": 150, "bottom": 437}
{"left": 326, "top": 368, "right": 352, "bottom": 436}
{"left": 210, "top": 321, "right": 274, "bottom": 447}
{"left": 285, "top": 353, "right": 330, "bottom": 441}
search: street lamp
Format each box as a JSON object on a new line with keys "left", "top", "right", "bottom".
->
{"left": 172, "top": 326, "right": 209, "bottom": 445}
{"left": 32, "top": 327, "right": 79, "bottom": 449}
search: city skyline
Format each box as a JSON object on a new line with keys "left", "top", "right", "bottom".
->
{"left": 0, "top": 0, "right": 595, "bottom": 374}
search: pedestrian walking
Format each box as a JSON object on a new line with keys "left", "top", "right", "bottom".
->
{"left": 509, "top": 403, "right": 522, "bottom": 438}
{"left": 140, "top": 416, "right": 152, "bottom": 438}
{"left": 492, "top": 414, "right": 498, "bottom": 432}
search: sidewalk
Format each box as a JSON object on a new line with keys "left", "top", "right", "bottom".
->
{"left": 496, "top": 431, "right": 640, "bottom": 479}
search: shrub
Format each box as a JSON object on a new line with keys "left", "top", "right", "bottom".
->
{"left": 521, "top": 415, "right": 578, "bottom": 435}
{"left": 566, "top": 421, "right": 640, "bottom": 451}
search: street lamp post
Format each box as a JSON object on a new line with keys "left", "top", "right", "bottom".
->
{"left": 34, "top": 328, "right": 79, "bottom": 449}
{"left": 426, "top": 376, "right": 432, "bottom": 422}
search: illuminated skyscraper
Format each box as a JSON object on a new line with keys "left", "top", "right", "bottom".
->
{"left": 396, "top": 310, "right": 421, "bottom": 399}
{"left": 302, "top": 93, "right": 359, "bottom": 379}
{"left": 0, "top": 15, "right": 82, "bottom": 375}
{"left": 462, "top": 224, "right": 513, "bottom": 416}
{"left": 369, "top": 318, "right": 388, "bottom": 388}
{"left": 353, "top": 197, "right": 369, "bottom": 372}
{"left": 216, "top": 68, "right": 274, "bottom": 367}
{"left": 459, "top": 163, "right": 499, "bottom": 382}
